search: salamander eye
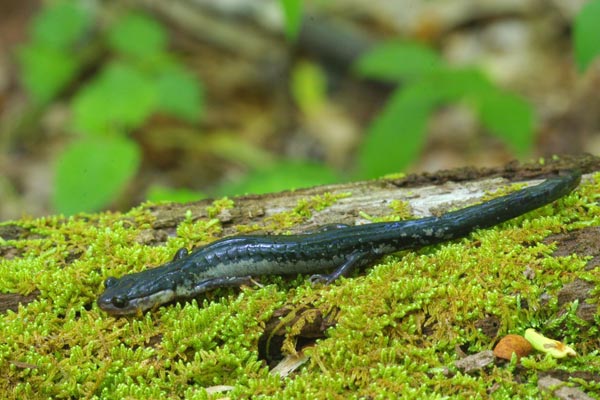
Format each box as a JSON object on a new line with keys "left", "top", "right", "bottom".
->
{"left": 111, "top": 295, "right": 128, "bottom": 308}
{"left": 104, "top": 277, "right": 118, "bottom": 288}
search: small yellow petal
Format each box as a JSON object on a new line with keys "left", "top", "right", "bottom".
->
{"left": 524, "top": 328, "right": 576, "bottom": 358}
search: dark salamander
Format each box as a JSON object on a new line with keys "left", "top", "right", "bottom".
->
{"left": 98, "top": 170, "right": 581, "bottom": 315}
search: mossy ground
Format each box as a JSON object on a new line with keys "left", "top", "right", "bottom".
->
{"left": 1, "top": 176, "right": 599, "bottom": 399}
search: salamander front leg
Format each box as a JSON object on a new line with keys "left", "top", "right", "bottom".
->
{"left": 191, "top": 276, "right": 254, "bottom": 296}
{"left": 173, "top": 248, "right": 189, "bottom": 261}
{"left": 309, "top": 250, "right": 369, "bottom": 285}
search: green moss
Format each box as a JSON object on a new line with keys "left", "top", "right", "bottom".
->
{"left": 387, "top": 199, "right": 412, "bottom": 218}
{"left": 264, "top": 192, "right": 350, "bottom": 232}
{"left": 206, "top": 197, "right": 235, "bottom": 218}
{"left": 381, "top": 172, "right": 406, "bottom": 180}
{"left": 0, "top": 175, "right": 599, "bottom": 398}
{"left": 359, "top": 199, "right": 414, "bottom": 223}
{"left": 481, "top": 181, "right": 528, "bottom": 202}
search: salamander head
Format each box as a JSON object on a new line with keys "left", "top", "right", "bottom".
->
{"left": 97, "top": 271, "right": 178, "bottom": 316}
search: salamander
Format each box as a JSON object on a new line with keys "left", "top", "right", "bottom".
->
{"left": 97, "top": 170, "right": 581, "bottom": 316}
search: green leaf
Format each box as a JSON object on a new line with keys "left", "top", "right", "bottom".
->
{"left": 32, "top": 2, "right": 91, "bottom": 50}
{"left": 18, "top": 43, "right": 78, "bottom": 104}
{"left": 72, "top": 62, "right": 156, "bottom": 135}
{"left": 573, "top": 0, "right": 600, "bottom": 72}
{"left": 476, "top": 89, "right": 534, "bottom": 156}
{"left": 359, "top": 82, "right": 442, "bottom": 178}
{"left": 155, "top": 68, "right": 204, "bottom": 122}
{"left": 354, "top": 41, "right": 443, "bottom": 82}
{"left": 53, "top": 136, "right": 141, "bottom": 214}
{"left": 430, "top": 67, "right": 494, "bottom": 102}
{"left": 422, "top": 66, "right": 532, "bottom": 156}
{"left": 279, "top": 0, "right": 303, "bottom": 41}
{"left": 291, "top": 61, "right": 327, "bottom": 116}
{"left": 217, "top": 162, "right": 338, "bottom": 196}
{"left": 108, "top": 13, "right": 167, "bottom": 60}
{"left": 146, "top": 185, "right": 206, "bottom": 203}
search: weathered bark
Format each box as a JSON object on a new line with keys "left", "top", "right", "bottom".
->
{"left": 144, "top": 154, "right": 600, "bottom": 237}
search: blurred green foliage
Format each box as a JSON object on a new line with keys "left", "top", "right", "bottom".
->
{"left": 18, "top": 44, "right": 78, "bottom": 105}
{"left": 573, "top": 0, "right": 600, "bottom": 72}
{"left": 279, "top": 0, "right": 303, "bottom": 41}
{"left": 54, "top": 136, "right": 140, "bottom": 213}
{"left": 146, "top": 185, "right": 206, "bottom": 204}
{"left": 217, "top": 161, "right": 338, "bottom": 197}
{"left": 72, "top": 62, "right": 157, "bottom": 136}
{"left": 18, "top": 3, "right": 204, "bottom": 215}
{"left": 291, "top": 61, "right": 327, "bottom": 116}
{"left": 18, "top": 2, "right": 90, "bottom": 103}
{"left": 107, "top": 13, "right": 167, "bottom": 60}
{"left": 355, "top": 41, "right": 443, "bottom": 81}
{"left": 16, "top": 1, "right": 595, "bottom": 214}
{"left": 354, "top": 41, "right": 534, "bottom": 178}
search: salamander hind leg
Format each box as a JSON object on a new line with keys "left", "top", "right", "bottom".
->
{"left": 309, "top": 250, "right": 370, "bottom": 285}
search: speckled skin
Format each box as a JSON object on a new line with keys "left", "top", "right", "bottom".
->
{"left": 98, "top": 171, "right": 580, "bottom": 316}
